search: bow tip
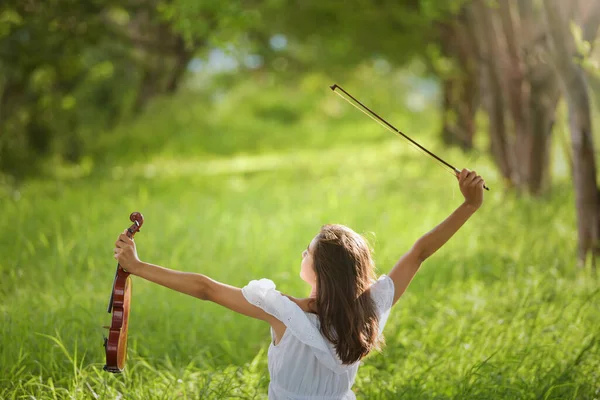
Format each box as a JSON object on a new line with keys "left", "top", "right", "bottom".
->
{"left": 329, "top": 84, "right": 338, "bottom": 91}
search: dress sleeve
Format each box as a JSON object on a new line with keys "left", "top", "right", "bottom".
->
{"left": 241, "top": 278, "right": 287, "bottom": 321}
{"left": 370, "top": 274, "right": 395, "bottom": 333}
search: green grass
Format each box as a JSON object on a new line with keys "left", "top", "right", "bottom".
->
{"left": 1, "top": 76, "right": 599, "bottom": 399}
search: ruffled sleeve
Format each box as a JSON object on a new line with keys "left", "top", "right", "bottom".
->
{"left": 369, "top": 274, "right": 395, "bottom": 333}
{"left": 241, "top": 278, "right": 287, "bottom": 320}
{"left": 241, "top": 278, "right": 355, "bottom": 374}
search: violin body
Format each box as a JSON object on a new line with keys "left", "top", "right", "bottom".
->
{"left": 104, "top": 212, "right": 144, "bottom": 373}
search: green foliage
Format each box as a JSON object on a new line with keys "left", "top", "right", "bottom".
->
{"left": 87, "top": 67, "right": 439, "bottom": 167}
{"left": 0, "top": 81, "right": 598, "bottom": 399}
{"left": 1, "top": 0, "right": 469, "bottom": 181}
{"left": 234, "top": 0, "right": 468, "bottom": 77}
{"left": 0, "top": 0, "right": 142, "bottom": 178}
{"left": 159, "top": 0, "right": 260, "bottom": 48}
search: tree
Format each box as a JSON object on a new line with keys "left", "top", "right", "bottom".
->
{"left": 0, "top": 0, "right": 203, "bottom": 178}
{"left": 437, "top": 0, "right": 561, "bottom": 194}
{"left": 434, "top": 9, "right": 480, "bottom": 151}
{"left": 542, "top": 0, "right": 600, "bottom": 268}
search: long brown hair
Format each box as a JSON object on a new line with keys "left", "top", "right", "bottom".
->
{"left": 312, "top": 224, "right": 383, "bottom": 364}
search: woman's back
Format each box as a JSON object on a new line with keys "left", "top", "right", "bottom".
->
{"left": 242, "top": 274, "right": 395, "bottom": 399}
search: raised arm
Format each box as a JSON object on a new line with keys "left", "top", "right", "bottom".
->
{"left": 388, "top": 169, "right": 485, "bottom": 305}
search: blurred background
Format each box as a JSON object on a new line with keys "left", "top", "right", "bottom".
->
{"left": 2, "top": 0, "right": 600, "bottom": 398}
{"left": 3, "top": 0, "right": 600, "bottom": 261}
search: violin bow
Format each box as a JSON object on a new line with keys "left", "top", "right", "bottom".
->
{"left": 330, "top": 84, "right": 490, "bottom": 191}
{"left": 103, "top": 212, "right": 144, "bottom": 373}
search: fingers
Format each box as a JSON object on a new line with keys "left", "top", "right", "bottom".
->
{"left": 459, "top": 169, "right": 476, "bottom": 185}
{"left": 459, "top": 169, "right": 477, "bottom": 182}
{"left": 471, "top": 177, "right": 483, "bottom": 188}
{"left": 113, "top": 229, "right": 136, "bottom": 261}
{"left": 466, "top": 171, "right": 478, "bottom": 185}
{"left": 115, "top": 239, "right": 129, "bottom": 248}
{"left": 118, "top": 231, "right": 133, "bottom": 242}
{"left": 115, "top": 230, "right": 134, "bottom": 248}
{"left": 459, "top": 168, "right": 485, "bottom": 187}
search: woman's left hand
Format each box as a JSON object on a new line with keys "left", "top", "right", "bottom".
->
{"left": 114, "top": 229, "right": 141, "bottom": 273}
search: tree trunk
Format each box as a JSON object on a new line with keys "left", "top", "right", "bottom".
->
{"left": 440, "top": 77, "right": 478, "bottom": 151}
{"left": 527, "top": 77, "right": 560, "bottom": 194}
{"left": 543, "top": 0, "right": 599, "bottom": 268}
{"left": 440, "top": 78, "right": 458, "bottom": 146}
{"left": 165, "top": 37, "right": 193, "bottom": 94}
{"left": 577, "top": 0, "right": 600, "bottom": 43}
{"left": 438, "top": 12, "right": 479, "bottom": 151}
{"left": 461, "top": 0, "right": 560, "bottom": 195}
{"left": 567, "top": 79, "right": 599, "bottom": 268}
{"left": 517, "top": 0, "right": 560, "bottom": 195}
{"left": 471, "top": 0, "right": 515, "bottom": 184}
{"left": 129, "top": 15, "right": 198, "bottom": 113}
{"left": 133, "top": 61, "right": 161, "bottom": 113}
{"left": 498, "top": 0, "right": 531, "bottom": 188}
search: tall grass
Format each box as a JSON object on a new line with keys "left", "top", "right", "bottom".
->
{"left": 1, "top": 74, "right": 598, "bottom": 399}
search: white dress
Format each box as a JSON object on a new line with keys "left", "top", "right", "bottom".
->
{"left": 242, "top": 275, "right": 395, "bottom": 400}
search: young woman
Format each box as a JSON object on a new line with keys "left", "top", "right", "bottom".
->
{"left": 114, "top": 168, "right": 485, "bottom": 399}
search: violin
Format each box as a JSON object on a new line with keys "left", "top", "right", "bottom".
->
{"left": 103, "top": 212, "right": 144, "bottom": 373}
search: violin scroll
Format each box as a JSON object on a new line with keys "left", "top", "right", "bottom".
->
{"left": 127, "top": 212, "right": 144, "bottom": 237}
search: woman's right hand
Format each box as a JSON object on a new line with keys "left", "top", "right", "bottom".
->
{"left": 457, "top": 168, "right": 485, "bottom": 209}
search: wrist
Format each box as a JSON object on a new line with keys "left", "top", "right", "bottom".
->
{"left": 462, "top": 201, "right": 480, "bottom": 213}
{"left": 128, "top": 260, "right": 144, "bottom": 275}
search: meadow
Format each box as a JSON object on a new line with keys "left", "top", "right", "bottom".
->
{"left": 1, "top": 76, "right": 599, "bottom": 399}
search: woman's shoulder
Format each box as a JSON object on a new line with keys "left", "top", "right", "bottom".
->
{"left": 369, "top": 274, "right": 395, "bottom": 314}
{"left": 282, "top": 295, "right": 317, "bottom": 314}
{"left": 370, "top": 274, "right": 394, "bottom": 292}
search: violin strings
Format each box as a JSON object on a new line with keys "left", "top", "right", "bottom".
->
{"left": 331, "top": 88, "right": 456, "bottom": 179}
